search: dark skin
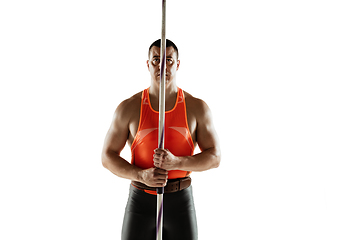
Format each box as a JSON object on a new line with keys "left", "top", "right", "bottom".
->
{"left": 101, "top": 46, "right": 221, "bottom": 187}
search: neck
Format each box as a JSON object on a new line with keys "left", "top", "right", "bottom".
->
{"left": 149, "top": 80, "right": 178, "bottom": 101}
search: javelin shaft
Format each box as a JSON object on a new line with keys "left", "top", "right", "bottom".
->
{"left": 156, "top": 1, "right": 166, "bottom": 240}
{"left": 158, "top": 0, "right": 166, "bottom": 151}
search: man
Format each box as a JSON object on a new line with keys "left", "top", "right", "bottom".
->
{"left": 102, "top": 39, "right": 221, "bottom": 240}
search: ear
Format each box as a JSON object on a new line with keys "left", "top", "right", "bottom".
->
{"left": 176, "top": 60, "right": 180, "bottom": 71}
{"left": 146, "top": 60, "right": 150, "bottom": 71}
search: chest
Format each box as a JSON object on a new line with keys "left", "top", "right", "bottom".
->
{"left": 128, "top": 102, "right": 197, "bottom": 147}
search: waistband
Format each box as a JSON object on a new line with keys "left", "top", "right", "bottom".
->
{"left": 131, "top": 177, "right": 191, "bottom": 194}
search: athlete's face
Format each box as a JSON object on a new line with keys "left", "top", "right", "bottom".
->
{"left": 147, "top": 46, "right": 180, "bottom": 85}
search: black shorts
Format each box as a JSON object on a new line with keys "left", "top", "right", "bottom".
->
{"left": 121, "top": 185, "right": 198, "bottom": 240}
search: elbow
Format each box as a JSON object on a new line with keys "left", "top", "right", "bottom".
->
{"left": 212, "top": 148, "right": 221, "bottom": 169}
{"left": 214, "top": 159, "right": 220, "bottom": 169}
{"left": 102, "top": 149, "right": 121, "bottom": 170}
{"left": 214, "top": 155, "right": 221, "bottom": 169}
{"left": 102, "top": 158, "right": 108, "bottom": 169}
{"left": 101, "top": 151, "right": 111, "bottom": 169}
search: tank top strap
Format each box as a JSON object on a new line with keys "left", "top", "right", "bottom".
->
{"left": 177, "top": 87, "right": 184, "bottom": 104}
{"left": 141, "top": 87, "right": 183, "bottom": 112}
{"left": 142, "top": 88, "right": 150, "bottom": 106}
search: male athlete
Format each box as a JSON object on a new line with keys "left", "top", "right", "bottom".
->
{"left": 101, "top": 39, "right": 221, "bottom": 240}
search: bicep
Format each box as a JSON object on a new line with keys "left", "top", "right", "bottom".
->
{"left": 196, "top": 102, "right": 220, "bottom": 152}
{"left": 102, "top": 105, "right": 130, "bottom": 155}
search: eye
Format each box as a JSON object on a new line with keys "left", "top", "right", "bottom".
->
{"left": 166, "top": 59, "right": 173, "bottom": 65}
{"left": 152, "top": 59, "right": 160, "bottom": 65}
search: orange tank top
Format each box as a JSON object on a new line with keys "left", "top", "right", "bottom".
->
{"left": 131, "top": 87, "right": 194, "bottom": 181}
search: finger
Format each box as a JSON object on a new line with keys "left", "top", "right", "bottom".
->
{"left": 153, "top": 178, "right": 167, "bottom": 187}
{"left": 155, "top": 177, "right": 168, "bottom": 183}
{"left": 154, "top": 171, "right": 168, "bottom": 178}
{"left": 153, "top": 153, "right": 162, "bottom": 160}
{"left": 154, "top": 148, "right": 166, "bottom": 155}
{"left": 154, "top": 168, "right": 168, "bottom": 175}
{"left": 153, "top": 158, "right": 162, "bottom": 167}
{"left": 154, "top": 162, "right": 161, "bottom": 169}
{"left": 154, "top": 181, "right": 167, "bottom": 187}
{"left": 150, "top": 180, "right": 167, "bottom": 188}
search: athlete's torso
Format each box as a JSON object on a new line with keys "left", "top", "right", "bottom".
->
{"left": 130, "top": 87, "right": 195, "bottom": 179}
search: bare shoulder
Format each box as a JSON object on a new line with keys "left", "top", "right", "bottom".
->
{"left": 183, "top": 90, "right": 210, "bottom": 116}
{"left": 113, "top": 91, "right": 142, "bottom": 123}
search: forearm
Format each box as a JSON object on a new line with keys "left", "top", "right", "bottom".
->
{"left": 178, "top": 147, "right": 221, "bottom": 172}
{"left": 102, "top": 150, "right": 142, "bottom": 182}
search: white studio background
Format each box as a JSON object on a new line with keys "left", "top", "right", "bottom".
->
{"left": 0, "top": 0, "right": 359, "bottom": 239}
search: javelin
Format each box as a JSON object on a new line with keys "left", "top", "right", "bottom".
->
{"left": 156, "top": 0, "right": 166, "bottom": 240}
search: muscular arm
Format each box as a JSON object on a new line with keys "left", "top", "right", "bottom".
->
{"left": 102, "top": 98, "right": 168, "bottom": 187}
{"left": 101, "top": 99, "right": 142, "bottom": 180}
{"left": 154, "top": 99, "right": 221, "bottom": 172}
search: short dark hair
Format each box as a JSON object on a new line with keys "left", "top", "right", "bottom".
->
{"left": 148, "top": 39, "right": 179, "bottom": 59}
